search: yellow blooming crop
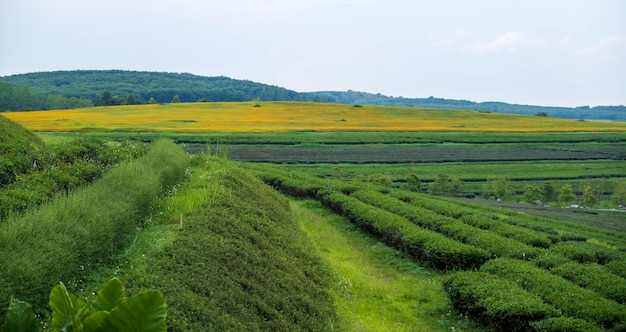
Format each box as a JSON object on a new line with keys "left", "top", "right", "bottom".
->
{"left": 4, "top": 102, "right": 626, "bottom": 133}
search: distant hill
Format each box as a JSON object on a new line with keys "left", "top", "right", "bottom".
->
{"left": 303, "top": 91, "right": 626, "bottom": 121}
{"left": 0, "top": 70, "right": 307, "bottom": 104}
{"left": 1, "top": 70, "right": 624, "bottom": 121}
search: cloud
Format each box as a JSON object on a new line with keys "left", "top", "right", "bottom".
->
{"left": 576, "top": 35, "right": 626, "bottom": 59}
{"left": 463, "top": 31, "right": 526, "bottom": 55}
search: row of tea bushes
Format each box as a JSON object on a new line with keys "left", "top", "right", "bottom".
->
{"left": 389, "top": 189, "right": 561, "bottom": 245}
{"left": 319, "top": 191, "right": 490, "bottom": 270}
{"left": 0, "top": 139, "right": 189, "bottom": 319}
{"left": 351, "top": 189, "right": 543, "bottom": 260}
{"left": 444, "top": 271, "right": 560, "bottom": 332}
{"left": 444, "top": 271, "right": 606, "bottom": 332}
{"left": 481, "top": 258, "right": 626, "bottom": 330}
{"left": 551, "top": 262, "right": 626, "bottom": 304}
{"left": 248, "top": 165, "right": 626, "bottom": 330}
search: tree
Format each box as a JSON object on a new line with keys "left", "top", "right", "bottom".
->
{"left": 172, "top": 95, "right": 181, "bottom": 103}
{"left": 96, "top": 90, "right": 114, "bottom": 106}
{"left": 126, "top": 94, "right": 141, "bottom": 105}
{"left": 148, "top": 97, "right": 157, "bottom": 104}
{"left": 482, "top": 176, "right": 510, "bottom": 200}
{"left": 429, "top": 174, "right": 463, "bottom": 197}
{"left": 582, "top": 185, "right": 597, "bottom": 208}
{"left": 541, "top": 181, "right": 556, "bottom": 203}
{"left": 524, "top": 185, "right": 543, "bottom": 204}
{"left": 611, "top": 180, "right": 626, "bottom": 207}
{"left": 557, "top": 184, "right": 576, "bottom": 205}
{"left": 406, "top": 173, "right": 421, "bottom": 192}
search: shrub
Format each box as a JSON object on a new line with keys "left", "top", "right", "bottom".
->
{"left": 320, "top": 192, "right": 489, "bottom": 270}
{"left": 481, "top": 258, "right": 626, "bottom": 329}
{"left": 440, "top": 221, "right": 544, "bottom": 260}
{"left": 550, "top": 241, "right": 622, "bottom": 265}
{"left": 605, "top": 259, "right": 626, "bottom": 278}
{"left": 530, "top": 317, "right": 603, "bottom": 332}
{"left": 124, "top": 166, "right": 336, "bottom": 331}
{"left": 0, "top": 140, "right": 188, "bottom": 319}
{"left": 444, "top": 271, "right": 559, "bottom": 332}
{"left": 552, "top": 262, "right": 626, "bottom": 304}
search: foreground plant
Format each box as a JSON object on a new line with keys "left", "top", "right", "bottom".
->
{"left": 0, "top": 278, "right": 166, "bottom": 332}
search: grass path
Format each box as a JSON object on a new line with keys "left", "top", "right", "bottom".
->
{"left": 290, "top": 199, "right": 490, "bottom": 332}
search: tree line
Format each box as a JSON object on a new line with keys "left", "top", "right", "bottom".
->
{"left": 360, "top": 172, "right": 625, "bottom": 209}
{"left": 0, "top": 81, "right": 92, "bottom": 111}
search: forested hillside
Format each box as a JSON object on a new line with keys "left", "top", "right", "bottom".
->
{"left": 0, "top": 70, "right": 310, "bottom": 106}
{"left": 304, "top": 90, "right": 626, "bottom": 121}
{"left": 1, "top": 70, "right": 624, "bottom": 120}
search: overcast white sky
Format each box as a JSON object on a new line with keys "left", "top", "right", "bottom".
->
{"left": 1, "top": 0, "right": 625, "bottom": 107}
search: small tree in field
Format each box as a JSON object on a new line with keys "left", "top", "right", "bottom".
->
{"left": 406, "top": 173, "right": 421, "bottom": 192}
{"left": 582, "top": 185, "right": 597, "bottom": 208}
{"left": 612, "top": 180, "right": 626, "bottom": 207}
{"left": 429, "top": 174, "right": 463, "bottom": 197}
{"left": 557, "top": 184, "right": 576, "bottom": 205}
{"left": 541, "top": 181, "right": 556, "bottom": 203}
{"left": 482, "top": 176, "right": 510, "bottom": 200}
{"left": 524, "top": 185, "right": 543, "bottom": 204}
{"left": 171, "top": 95, "right": 181, "bottom": 103}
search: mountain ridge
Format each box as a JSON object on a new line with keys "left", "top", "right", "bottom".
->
{"left": 1, "top": 70, "right": 624, "bottom": 121}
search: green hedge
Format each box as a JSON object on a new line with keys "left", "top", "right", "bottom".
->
{"left": 530, "top": 317, "right": 604, "bottom": 332}
{"left": 444, "top": 271, "right": 559, "bottom": 332}
{"left": 606, "top": 259, "right": 626, "bottom": 279}
{"left": 0, "top": 139, "right": 188, "bottom": 318}
{"left": 351, "top": 189, "right": 452, "bottom": 230}
{"left": 481, "top": 258, "right": 626, "bottom": 329}
{"left": 439, "top": 221, "right": 544, "bottom": 260}
{"left": 125, "top": 163, "right": 336, "bottom": 331}
{"left": 552, "top": 262, "right": 626, "bottom": 304}
{"left": 550, "top": 241, "right": 623, "bottom": 265}
{"left": 389, "top": 189, "right": 556, "bottom": 248}
{"left": 320, "top": 192, "right": 490, "bottom": 271}
{"left": 459, "top": 214, "right": 555, "bottom": 248}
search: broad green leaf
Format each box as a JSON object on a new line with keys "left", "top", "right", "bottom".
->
{"left": 92, "top": 278, "right": 125, "bottom": 312}
{"left": 95, "top": 291, "right": 166, "bottom": 332}
{"left": 49, "top": 282, "right": 90, "bottom": 332}
{"left": 82, "top": 311, "right": 109, "bottom": 332}
{"left": 0, "top": 298, "right": 42, "bottom": 332}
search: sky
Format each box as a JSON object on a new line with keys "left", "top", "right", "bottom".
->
{"left": 1, "top": 0, "right": 625, "bottom": 107}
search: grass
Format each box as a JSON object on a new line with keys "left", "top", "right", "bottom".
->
{"left": 290, "top": 199, "right": 490, "bottom": 332}
{"left": 5, "top": 102, "right": 626, "bottom": 133}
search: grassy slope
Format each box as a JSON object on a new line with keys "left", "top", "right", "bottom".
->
{"left": 121, "top": 157, "right": 337, "bottom": 331}
{"left": 0, "top": 114, "right": 43, "bottom": 147}
{"left": 5, "top": 102, "right": 626, "bottom": 132}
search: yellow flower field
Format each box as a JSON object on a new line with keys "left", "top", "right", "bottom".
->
{"left": 4, "top": 101, "right": 626, "bottom": 133}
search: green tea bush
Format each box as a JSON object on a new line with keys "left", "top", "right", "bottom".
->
{"left": 351, "top": 189, "right": 452, "bottom": 230}
{"left": 440, "top": 221, "right": 544, "bottom": 260}
{"left": 125, "top": 165, "right": 336, "bottom": 331}
{"left": 389, "top": 189, "right": 556, "bottom": 248}
{"left": 320, "top": 191, "right": 490, "bottom": 270}
{"left": 552, "top": 262, "right": 626, "bottom": 304}
{"left": 0, "top": 139, "right": 188, "bottom": 319}
{"left": 481, "top": 258, "right": 626, "bottom": 329}
{"left": 444, "top": 271, "right": 559, "bottom": 331}
{"left": 550, "top": 241, "right": 623, "bottom": 265}
{"left": 460, "top": 214, "right": 554, "bottom": 248}
{"left": 605, "top": 259, "right": 626, "bottom": 279}
{"left": 532, "top": 252, "right": 572, "bottom": 270}
{"left": 530, "top": 317, "right": 604, "bottom": 332}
